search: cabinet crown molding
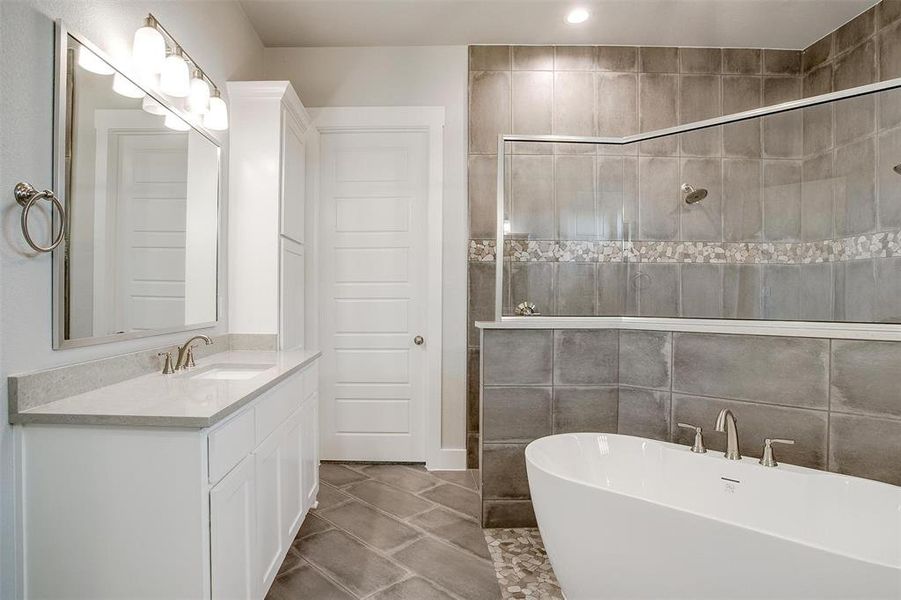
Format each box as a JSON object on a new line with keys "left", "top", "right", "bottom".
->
{"left": 226, "top": 80, "right": 311, "bottom": 133}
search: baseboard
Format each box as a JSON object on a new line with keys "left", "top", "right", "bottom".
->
{"left": 426, "top": 447, "right": 467, "bottom": 471}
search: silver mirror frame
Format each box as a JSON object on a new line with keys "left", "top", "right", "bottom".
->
{"left": 52, "top": 20, "right": 221, "bottom": 349}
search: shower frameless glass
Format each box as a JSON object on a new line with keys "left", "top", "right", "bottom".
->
{"left": 493, "top": 80, "right": 901, "bottom": 325}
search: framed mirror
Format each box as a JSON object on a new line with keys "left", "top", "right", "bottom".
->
{"left": 53, "top": 23, "right": 220, "bottom": 349}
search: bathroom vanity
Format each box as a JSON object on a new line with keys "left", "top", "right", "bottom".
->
{"left": 11, "top": 350, "right": 320, "bottom": 599}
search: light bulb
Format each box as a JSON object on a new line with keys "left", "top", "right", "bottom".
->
{"left": 164, "top": 112, "right": 191, "bottom": 131}
{"left": 77, "top": 45, "right": 114, "bottom": 75}
{"left": 159, "top": 48, "right": 190, "bottom": 97}
{"left": 187, "top": 69, "right": 211, "bottom": 115}
{"left": 132, "top": 16, "right": 166, "bottom": 75}
{"left": 565, "top": 8, "right": 590, "bottom": 24}
{"left": 112, "top": 73, "right": 145, "bottom": 99}
{"left": 142, "top": 96, "right": 167, "bottom": 116}
{"left": 203, "top": 89, "right": 228, "bottom": 130}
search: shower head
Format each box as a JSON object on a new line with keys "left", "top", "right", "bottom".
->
{"left": 894, "top": 164, "right": 901, "bottom": 175}
{"left": 681, "top": 183, "right": 708, "bottom": 205}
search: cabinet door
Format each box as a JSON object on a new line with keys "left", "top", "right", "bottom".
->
{"left": 254, "top": 430, "right": 284, "bottom": 596}
{"left": 280, "top": 109, "right": 306, "bottom": 243}
{"left": 210, "top": 456, "right": 256, "bottom": 600}
{"left": 280, "top": 238, "right": 305, "bottom": 350}
{"left": 300, "top": 393, "right": 320, "bottom": 511}
{"left": 282, "top": 408, "right": 304, "bottom": 539}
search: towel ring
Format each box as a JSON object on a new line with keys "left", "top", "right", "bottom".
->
{"left": 14, "top": 182, "right": 66, "bottom": 253}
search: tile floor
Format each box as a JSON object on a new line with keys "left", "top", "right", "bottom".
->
{"left": 266, "top": 463, "right": 503, "bottom": 600}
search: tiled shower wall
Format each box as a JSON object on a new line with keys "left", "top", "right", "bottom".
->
{"left": 479, "top": 328, "right": 901, "bottom": 527}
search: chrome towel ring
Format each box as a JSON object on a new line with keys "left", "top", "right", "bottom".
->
{"left": 14, "top": 181, "right": 66, "bottom": 253}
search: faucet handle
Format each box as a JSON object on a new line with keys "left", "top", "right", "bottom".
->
{"left": 186, "top": 346, "right": 196, "bottom": 368}
{"left": 759, "top": 438, "right": 794, "bottom": 467}
{"left": 677, "top": 422, "right": 707, "bottom": 454}
{"left": 157, "top": 352, "right": 174, "bottom": 375}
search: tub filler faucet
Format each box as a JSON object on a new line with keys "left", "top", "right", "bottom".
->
{"left": 715, "top": 408, "right": 741, "bottom": 460}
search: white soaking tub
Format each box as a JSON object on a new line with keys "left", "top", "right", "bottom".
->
{"left": 525, "top": 433, "right": 901, "bottom": 600}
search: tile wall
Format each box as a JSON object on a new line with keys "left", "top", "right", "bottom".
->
{"left": 479, "top": 327, "right": 901, "bottom": 527}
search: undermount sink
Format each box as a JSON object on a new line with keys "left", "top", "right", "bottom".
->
{"left": 185, "top": 364, "right": 275, "bottom": 381}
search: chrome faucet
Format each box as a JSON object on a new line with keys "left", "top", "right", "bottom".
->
{"left": 714, "top": 409, "right": 741, "bottom": 460}
{"left": 174, "top": 335, "right": 213, "bottom": 370}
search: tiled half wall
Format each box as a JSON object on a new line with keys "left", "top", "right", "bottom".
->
{"left": 479, "top": 327, "right": 901, "bottom": 527}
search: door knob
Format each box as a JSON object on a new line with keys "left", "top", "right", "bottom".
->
{"left": 413, "top": 336, "right": 424, "bottom": 345}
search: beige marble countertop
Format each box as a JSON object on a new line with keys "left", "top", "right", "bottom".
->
{"left": 10, "top": 350, "right": 320, "bottom": 428}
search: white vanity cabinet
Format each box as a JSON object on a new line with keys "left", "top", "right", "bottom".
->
{"left": 19, "top": 359, "right": 320, "bottom": 600}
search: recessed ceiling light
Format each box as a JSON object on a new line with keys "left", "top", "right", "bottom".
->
{"left": 565, "top": 8, "right": 590, "bottom": 24}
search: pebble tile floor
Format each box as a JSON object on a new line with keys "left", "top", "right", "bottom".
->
{"left": 266, "top": 463, "right": 504, "bottom": 600}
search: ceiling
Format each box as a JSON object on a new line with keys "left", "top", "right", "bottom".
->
{"left": 239, "top": 0, "right": 877, "bottom": 49}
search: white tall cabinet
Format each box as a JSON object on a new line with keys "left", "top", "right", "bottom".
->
{"left": 227, "top": 81, "right": 318, "bottom": 351}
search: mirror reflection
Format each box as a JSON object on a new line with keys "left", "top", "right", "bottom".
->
{"left": 62, "top": 35, "right": 219, "bottom": 343}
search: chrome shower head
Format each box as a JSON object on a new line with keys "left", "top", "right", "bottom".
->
{"left": 681, "top": 183, "right": 708, "bottom": 205}
{"left": 894, "top": 164, "right": 901, "bottom": 175}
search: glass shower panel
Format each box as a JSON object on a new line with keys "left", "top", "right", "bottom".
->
{"left": 499, "top": 84, "right": 901, "bottom": 323}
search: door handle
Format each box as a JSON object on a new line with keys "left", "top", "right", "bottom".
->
{"left": 413, "top": 336, "right": 424, "bottom": 345}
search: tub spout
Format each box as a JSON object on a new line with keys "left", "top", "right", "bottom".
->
{"left": 714, "top": 409, "right": 741, "bottom": 460}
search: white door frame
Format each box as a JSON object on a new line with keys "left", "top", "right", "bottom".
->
{"left": 310, "top": 106, "right": 449, "bottom": 470}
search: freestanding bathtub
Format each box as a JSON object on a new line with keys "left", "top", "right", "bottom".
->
{"left": 526, "top": 433, "right": 901, "bottom": 599}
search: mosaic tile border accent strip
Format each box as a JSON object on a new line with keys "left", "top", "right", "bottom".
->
{"left": 469, "top": 231, "right": 901, "bottom": 264}
{"left": 484, "top": 528, "right": 562, "bottom": 600}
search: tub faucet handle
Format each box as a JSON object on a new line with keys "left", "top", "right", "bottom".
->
{"left": 677, "top": 423, "right": 707, "bottom": 454}
{"left": 759, "top": 438, "right": 794, "bottom": 467}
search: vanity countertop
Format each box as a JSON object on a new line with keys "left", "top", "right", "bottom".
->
{"left": 9, "top": 350, "right": 320, "bottom": 428}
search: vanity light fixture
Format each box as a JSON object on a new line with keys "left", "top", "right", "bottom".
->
{"left": 112, "top": 73, "right": 145, "bottom": 99}
{"left": 164, "top": 111, "right": 191, "bottom": 132}
{"left": 203, "top": 88, "right": 229, "bottom": 131}
{"left": 132, "top": 15, "right": 166, "bottom": 75}
{"left": 141, "top": 96, "right": 167, "bottom": 116}
{"left": 77, "top": 45, "right": 114, "bottom": 75}
{"left": 565, "top": 8, "right": 590, "bottom": 24}
{"left": 160, "top": 47, "right": 191, "bottom": 97}
{"left": 188, "top": 68, "right": 211, "bottom": 115}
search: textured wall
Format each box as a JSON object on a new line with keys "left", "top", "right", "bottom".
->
{"left": 480, "top": 327, "right": 901, "bottom": 527}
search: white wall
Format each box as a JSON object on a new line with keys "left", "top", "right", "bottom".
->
{"left": 259, "top": 46, "right": 469, "bottom": 452}
{"left": 0, "top": 2, "right": 262, "bottom": 596}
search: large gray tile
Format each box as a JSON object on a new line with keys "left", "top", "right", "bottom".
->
{"left": 511, "top": 71, "right": 553, "bottom": 155}
{"left": 803, "top": 64, "right": 832, "bottom": 98}
{"left": 468, "top": 155, "right": 501, "bottom": 238}
{"left": 316, "top": 482, "right": 353, "bottom": 511}
{"left": 481, "top": 444, "right": 530, "bottom": 499}
{"left": 392, "top": 538, "right": 501, "bottom": 600}
{"left": 836, "top": 6, "right": 876, "bottom": 54}
{"left": 619, "top": 330, "right": 672, "bottom": 389}
{"left": 343, "top": 480, "right": 433, "bottom": 518}
{"left": 834, "top": 259, "right": 876, "bottom": 322}
{"left": 882, "top": 87, "right": 901, "bottom": 130}
{"left": 673, "top": 333, "right": 829, "bottom": 408}
{"left": 597, "top": 263, "right": 629, "bottom": 316}
{"left": 597, "top": 46, "right": 638, "bottom": 71}
{"left": 639, "top": 47, "right": 679, "bottom": 72}
{"left": 681, "top": 264, "right": 724, "bottom": 318}
{"left": 880, "top": 19, "right": 901, "bottom": 80}
{"left": 803, "top": 104, "right": 833, "bottom": 156}
{"left": 763, "top": 160, "right": 802, "bottom": 241}
{"left": 799, "top": 263, "right": 834, "bottom": 321}
{"left": 482, "top": 387, "right": 552, "bottom": 443}
{"left": 468, "top": 262, "right": 496, "bottom": 347}
{"left": 834, "top": 95, "right": 875, "bottom": 147}
{"left": 681, "top": 48, "right": 721, "bottom": 73}
{"left": 829, "top": 413, "right": 901, "bottom": 485}
{"left": 467, "top": 348, "right": 480, "bottom": 434}
{"left": 723, "top": 159, "right": 763, "bottom": 241}
{"left": 723, "top": 48, "right": 761, "bottom": 74}
{"left": 671, "top": 394, "right": 828, "bottom": 469}
{"left": 723, "top": 265, "right": 763, "bottom": 319}
{"left": 638, "top": 156, "right": 680, "bottom": 240}
{"left": 556, "top": 155, "right": 596, "bottom": 239}
{"left": 360, "top": 464, "right": 438, "bottom": 493}
{"left": 763, "top": 112, "right": 802, "bottom": 159}
{"left": 801, "top": 152, "right": 834, "bottom": 241}
{"left": 294, "top": 513, "right": 333, "bottom": 543}
{"left": 597, "top": 155, "right": 637, "bottom": 240}
{"left": 555, "top": 45, "right": 596, "bottom": 70}
{"left": 419, "top": 483, "right": 481, "bottom": 519}
{"left": 481, "top": 500, "right": 537, "bottom": 528}
{"left": 618, "top": 387, "right": 671, "bottom": 441}
{"left": 469, "top": 46, "right": 511, "bottom": 71}
{"left": 511, "top": 155, "right": 555, "bottom": 237}
{"left": 553, "top": 71, "right": 595, "bottom": 136}
{"left": 320, "top": 463, "right": 369, "bottom": 487}
{"left": 833, "top": 39, "right": 877, "bottom": 91}
{"left": 432, "top": 470, "right": 479, "bottom": 491}
{"left": 680, "top": 158, "right": 723, "bottom": 241}
{"left": 834, "top": 136, "right": 877, "bottom": 236}
{"left": 319, "top": 500, "right": 421, "bottom": 552}
{"left": 679, "top": 75, "right": 721, "bottom": 156}
{"left": 553, "top": 386, "right": 618, "bottom": 434}
{"left": 637, "top": 263, "right": 680, "bottom": 317}
{"left": 879, "top": 0, "right": 901, "bottom": 27}
{"left": 724, "top": 119, "right": 762, "bottom": 158}
{"left": 370, "top": 577, "right": 456, "bottom": 600}
{"left": 723, "top": 76, "right": 762, "bottom": 114}
{"left": 295, "top": 529, "right": 407, "bottom": 597}
{"left": 483, "top": 329, "right": 553, "bottom": 385}
{"left": 878, "top": 127, "right": 901, "bottom": 229}
{"left": 638, "top": 74, "right": 679, "bottom": 155}
{"left": 556, "top": 263, "right": 597, "bottom": 316}
{"left": 597, "top": 72, "right": 638, "bottom": 137}
{"left": 509, "top": 262, "right": 555, "bottom": 317}
{"left": 267, "top": 562, "right": 355, "bottom": 600}
{"left": 763, "top": 49, "right": 801, "bottom": 75}
{"left": 802, "top": 35, "right": 832, "bottom": 73}
{"left": 876, "top": 257, "right": 901, "bottom": 323}
{"left": 831, "top": 339, "right": 901, "bottom": 418}
{"left": 512, "top": 46, "right": 553, "bottom": 70}
{"left": 410, "top": 508, "right": 491, "bottom": 559}
{"left": 553, "top": 329, "right": 618, "bottom": 385}
{"left": 469, "top": 71, "right": 511, "bottom": 154}
{"left": 763, "top": 264, "right": 800, "bottom": 320}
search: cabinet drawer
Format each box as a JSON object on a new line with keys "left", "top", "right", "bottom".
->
{"left": 255, "top": 374, "right": 303, "bottom": 444}
{"left": 302, "top": 362, "right": 318, "bottom": 400}
{"left": 209, "top": 409, "right": 255, "bottom": 485}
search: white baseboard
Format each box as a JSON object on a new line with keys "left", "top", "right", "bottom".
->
{"left": 426, "top": 448, "right": 467, "bottom": 471}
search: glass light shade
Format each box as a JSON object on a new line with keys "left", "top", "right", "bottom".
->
{"left": 203, "top": 95, "right": 228, "bottom": 131}
{"left": 164, "top": 112, "right": 191, "bottom": 131}
{"left": 187, "top": 72, "right": 211, "bottom": 115}
{"left": 142, "top": 96, "right": 167, "bottom": 116}
{"left": 112, "top": 73, "right": 145, "bottom": 99}
{"left": 77, "top": 46, "right": 114, "bottom": 75}
{"left": 132, "top": 24, "right": 166, "bottom": 75}
{"left": 159, "top": 51, "right": 190, "bottom": 97}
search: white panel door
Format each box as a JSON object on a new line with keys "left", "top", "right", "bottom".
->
{"left": 210, "top": 456, "right": 255, "bottom": 600}
{"left": 320, "top": 130, "right": 429, "bottom": 461}
{"left": 254, "top": 430, "right": 283, "bottom": 597}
